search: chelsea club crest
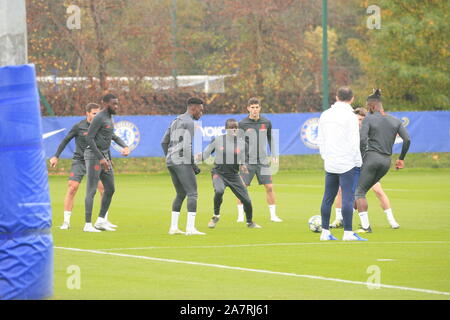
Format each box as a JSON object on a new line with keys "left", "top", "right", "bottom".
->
{"left": 112, "top": 120, "right": 140, "bottom": 152}
{"left": 395, "top": 117, "right": 410, "bottom": 144}
{"left": 300, "top": 117, "right": 320, "bottom": 149}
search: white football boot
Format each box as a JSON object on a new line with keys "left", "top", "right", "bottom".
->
{"left": 185, "top": 228, "right": 206, "bottom": 235}
{"left": 83, "top": 223, "right": 102, "bottom": 232}
{"left": 270, "top": 215, "right": 283, "bottom": 222}
{"left": 168, "top": 228, "right": 185, "bottom": 235}
{"left": 94, "top": 217, "right": 116, "bottom": 231}
{"left": 60, "top": 221, "right": 70, "bottom": 230}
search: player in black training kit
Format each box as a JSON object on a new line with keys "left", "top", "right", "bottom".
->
{"left": 161, "top": 97, "right": 205, "bottom": 235}
{"left": 200, "top": 119, "right": 261, "bottom": 229}
{"left": 50, "top": 103, "right": 105, "bottom": 229}
{"left": 237, "top": 98, "right": 282, "bottom": 223}
{"left": 84, "top": 94, "right": 130, "bottom": 232}
{"left": 354, "top": 89, "right": 411, "bottom": 233}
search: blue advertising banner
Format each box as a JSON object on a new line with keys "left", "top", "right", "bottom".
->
{"left": 41, "top": 111, "right": 450, "bottom": 159}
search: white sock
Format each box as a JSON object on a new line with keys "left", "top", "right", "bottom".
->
{"left": 384, "top": 208, "right": 395, "bottom": 223}
{"left": 63, "top": 211, "right": 71, "bottom": 223}
{"left": 358, "top": 211, "right": 370, "bottom": 229}
{"left": 186, "top": 212, "right": 196, "bottom": 231}
{"left": 85, "top": 222, "right": 93, "bottom": 228}
{"left": 237, "top": 205, "right": 244, "bottom": 219}
{"left": 269, "top": 205, "right": 276, "bottom": 218}
{"left": 335, "top": 208, "right": 343, "bottom": 221}
{"left": 171, "top": 211, "right": 180, "bottom": 230}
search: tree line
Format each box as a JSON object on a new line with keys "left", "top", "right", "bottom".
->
{"left": 27, "top": 0, "right": 449, "bottom": 115}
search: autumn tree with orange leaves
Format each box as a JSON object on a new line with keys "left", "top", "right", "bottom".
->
{"left": 27, "top": 0, "right": 446, "bottom": 115}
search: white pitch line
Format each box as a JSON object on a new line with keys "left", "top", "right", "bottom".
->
{"left": 55, "top": 246, "right": 450, "bottom": 297}
{"left": 93, "top": 241, "right": 450, "bottom": 252}
{"left": 377, "top": 259, "right": 395, "bottom": 262}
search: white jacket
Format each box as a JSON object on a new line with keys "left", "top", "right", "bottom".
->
{"left": 317, "top": 101, "right": 362, "bottom": 173}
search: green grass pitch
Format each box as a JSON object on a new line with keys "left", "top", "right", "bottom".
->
{"left": 50, "top": 168, "right": 450, "bottom": 300}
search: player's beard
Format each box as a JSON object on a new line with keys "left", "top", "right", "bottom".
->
{"left": 193, "top": 112, "right": 202, "bottom": 120}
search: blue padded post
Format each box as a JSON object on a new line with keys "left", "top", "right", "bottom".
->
{"left": 0, "top": 64, "right": 53, "bottom": 300}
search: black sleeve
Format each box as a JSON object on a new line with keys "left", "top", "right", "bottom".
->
{"left": 360, "top": 116, "right": 370, "bottom": 154}
{"left": 53, "top": 124, "right": 78, "bottom": 158}
{"left": 86, "top": 115, "right": 105, "bottom": 160}
{"left": 202, "top": 137, "right": 216, "bottom": 160}
{"left": 112, "top": 133, "right": 127, "bottom": 148}
{"left": 398, "top": 124, "right": 411, "bottom": 160}
{"left": 238, "top": 137, "right": 247, "bottom": 164}
{"left": 161, "top": 126, "right": 170, "bottom": 156}
{"left": 238, "top": 120, "right": 250, "bottom": 162}
{"left": 267, "top": 120, "right": 273, "bottom": 154}
{"left": 184, "top": 120, "right": 196, "bottom": 166}
{"left": 238, "top": 119, "right": 246, "bottom": 139}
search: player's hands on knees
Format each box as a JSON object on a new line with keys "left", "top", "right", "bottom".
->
{"left": 100, "top": 158, "right": 111, "bottom": 171}
{"left": 49, "top": 156, "right": 58, "bottom": 167}
{"left": 395, "top": 159, "right": 404, "bottom": 170}
{"left": 121, "top": 147, "right": 130, "bottom": 156}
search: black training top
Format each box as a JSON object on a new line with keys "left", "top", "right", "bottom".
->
{"left": 202, "top": 134, "right": 247, "bottom": 175}
{"left": 53, "top": 119, "right": 90, "bottom": 161}
{"left": 238, "top": 116, "right": 273, "bottom": 165}
{"left": 86, "top": 109, "right": 127, "bottom": 160}
{"left": 360, "top": 112, "right": 411, "bottom": 160}
{"left": 161, "top": 111, "right": 196, "bottom": 166}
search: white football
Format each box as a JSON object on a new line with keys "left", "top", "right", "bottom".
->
{"left": 308, "top": 215, "right": 322, "bottom": 233}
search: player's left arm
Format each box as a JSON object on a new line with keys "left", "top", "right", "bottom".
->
{"left": 112, "top": 133, "right": 130, "bottom": 156}
{"left": 199, "top": 137, "right": 216, "bottom": 162}
{"left": 239, "top": 137, "right": 249, "bottom": 173}
{"left": 161, "top": 126, "right": 171, "bottom": 156}
{"left": 396, "top": 123, "right": 411, "bottom": 169}
{"left": 185, "top": 120, "right": 197, "bottom": 165}
{"left": 267, "top": 120, "right": 278, "bottom": 164}
{"left": 112, "top": 133, "right": 127, "bottom": 148}
{"left": 360, "top": 116, "right": 370, "bottom": 154}
{"left": 50, "top": 124, "right": 78, "bottom": 167}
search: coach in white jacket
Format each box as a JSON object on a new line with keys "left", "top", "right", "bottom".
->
{"left": 317, "top": 87, "right": 367, "bottom": 241}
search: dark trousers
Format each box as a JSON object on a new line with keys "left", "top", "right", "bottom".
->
{"left": 355, "top": 151, "right": 391, "bottom": 199}
{"left": 321, "top": 167, "right": 356, "bottom": 232}
{"left": 168, "top": 165, "right": 198, "bottom": 212}
{"left": 213, "top": 172, "right": 253, "bottom": 223}
{"left": 85, "top": 158, "right": 115, "bottom": 223}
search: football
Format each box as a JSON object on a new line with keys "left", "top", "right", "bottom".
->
{"left": 308, "top": 215, "right": 322, "bottom": 233}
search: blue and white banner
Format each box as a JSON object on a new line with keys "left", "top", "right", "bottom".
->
{"left": 41, "top": 111, "right": 450, "bottom": 158}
